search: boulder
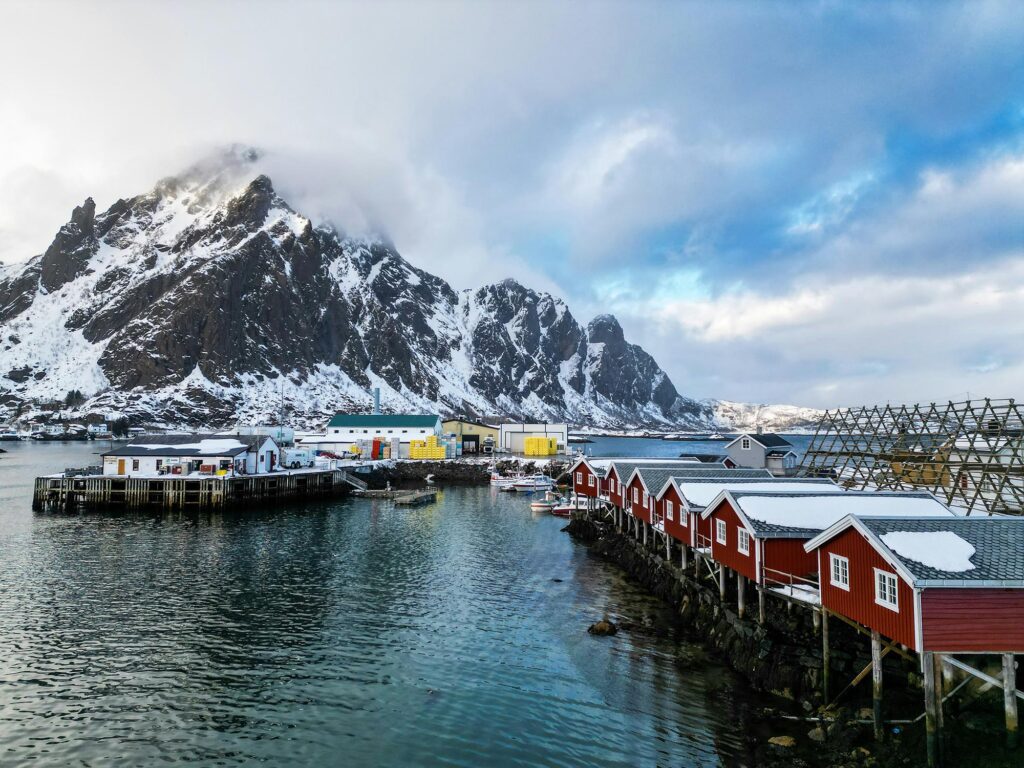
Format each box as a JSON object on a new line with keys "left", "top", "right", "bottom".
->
{"left": 588, "top": 619, "right": 618, "bottom": 636}
{"left": 768, "top": 735, "right": 796, "bottom": 748}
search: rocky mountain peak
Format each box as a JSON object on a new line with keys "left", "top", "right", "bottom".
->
{"left": 587, "top": 314, "right": 624, "bottom": 345}
{"left": 0, "top": 154, "right": 804, "bottom": 429}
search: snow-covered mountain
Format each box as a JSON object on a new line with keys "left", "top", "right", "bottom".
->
{"left": 708, "top": 400, "right": 823, "bottom": 433}
{"left": 0, "top": 152, "right": 821, "bottom": 431}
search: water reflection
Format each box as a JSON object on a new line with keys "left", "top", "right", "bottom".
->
{"left": 0, "top": 443, "right": 760, "bottom": 766}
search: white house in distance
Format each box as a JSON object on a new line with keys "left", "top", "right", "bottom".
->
{"left": 101, "top": 434, "right": 281, "bottom": 477}
{"left": 498, "top": 422, "right": 569, "bottom": 454}
{"left": 320, "top": 413, "right": 442, "bottom": 445}
{"left": 725, "top": 432, "right": 799, "bottom": 476}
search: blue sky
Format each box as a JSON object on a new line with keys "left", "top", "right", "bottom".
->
{"left": 1, "top": 1, "right": 1022, "bottom": 408}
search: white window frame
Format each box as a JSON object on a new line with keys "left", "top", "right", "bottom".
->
{"left": 737, "top": 528, "right": 750, "bottom": 555}
{"left": 666, "top": 501, "right": 674, "bottom": 521}
{"left": 874, "top": 568, "right": 899, "bottom": 611}
{"left": 741, "top": 437, "right": 751, "bottom": 450}
{"left": 715, "top": 519, "right": 727, "bottom": 545}
{"left": 680, "top": 509, "right": 688, "bottom": 528}
{"left": 609, "top": 479, "right": 616, "bottom": 493}
{"left": 632, "top": 487, "right": 638, "bottom": 503}
{"left": 588, "top": 475, "right": 595, "bottom": 487}
{"left": 830, "top": 553, "right": 850, "bottom": 591}
{"left": 575, "top": 471, "right": 582, "bottom": 485}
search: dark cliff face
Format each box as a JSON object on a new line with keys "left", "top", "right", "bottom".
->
{"left": 0, "top": 166, "right": 704, "bottom": 427}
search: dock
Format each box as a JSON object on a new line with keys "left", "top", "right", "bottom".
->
{"left": 352, "top": 488, "right": 439, "bottom": 505}
{"left": 32, "top": 469, "right": 365, "bottom": 512}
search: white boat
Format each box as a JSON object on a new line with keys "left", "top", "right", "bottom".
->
{"left": 0, "top": 430, "right": 22, "bottom": 441}
{"left": 511, "top": 474, "right": 554, "bottom": 492}
{"left": 551, "top": 495, "right": 591, "bottom": 517}
{"left": 489, "top": 471, "right": 522, "bottom": 489}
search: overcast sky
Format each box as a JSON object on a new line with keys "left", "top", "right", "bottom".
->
{"left": 2, "top": 0, "right": 1022, "bottom": 408}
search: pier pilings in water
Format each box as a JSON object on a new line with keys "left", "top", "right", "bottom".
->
{"left": 32, "top": 470, "right": 355, "bottom": 512}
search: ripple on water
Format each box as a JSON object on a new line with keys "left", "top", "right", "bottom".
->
{"left": 0, "top": 445, "right": 755, "bottom": 766}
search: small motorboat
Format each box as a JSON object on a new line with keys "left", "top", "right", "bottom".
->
{"left": 530, "top": 490, "right": 560, "bottom": 510}
{"left": 489, "top": 471, "right": 522, "bottom": 489}
{"left": 511, "top": 474, "right": 554, "bottom": 493}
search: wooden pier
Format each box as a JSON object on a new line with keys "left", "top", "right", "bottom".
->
{"left": 352, "top": 488, "right": 439, "bottom": 505}
{"left": 32, "top": 469, "right": 363, "bottom": 512}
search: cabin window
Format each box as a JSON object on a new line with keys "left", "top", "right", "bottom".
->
{"left": 402, "top": 430, "right": 408, "bottom": 434}
{"left": 642, "top": 492, "right": 648, "bottom": 506}
{"left": 132, "top": 459, "right": 140, "bottom": 471}
{"left": 680, "top": 509, "right": 688, "bottom": 527}
{"left": 632, "top": 487, "right": 638, "bottom": 503}
{"left": 666, "top": 501, "right": 674, "bottom": 521}
{"left": 575, "top": 471, "right": 583, "bottom": 484}
{"left": 716, "top": 519, "right": 727, "bottom": 545}
{"left": 738, "top": 529, "right": 750, "bottom": 555}
{"left": 155, "top": 460, "right": 163, "bottom": 470}
{"left": 830, "top": 554, "right": 850, "bottom": 590}
{"left": 609, "top": 479, "right": 616, "bottom": 493}
{"left": 362, "top": 430, "right": 368, "bottom": 434}
{"left": 874, "top": 569, "right": 899, "bottom": 611}
{"left": 741, "top": 438, "right": 751, "bottom": 450}
{"left": 588, "top": 475, "right": 595, "bottom": 487}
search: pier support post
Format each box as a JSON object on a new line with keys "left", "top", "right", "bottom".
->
{"left": 1005, "top": 653, "right": 1019, "bottom": 750}
{"left": 737, "top": 573, "right": 745, "bottom": 619}
{"left": 665, "top": 534, "right": 671, "bottom": 561}
{"left": 813, "top": 609, "right": 821, "bottom": 633}
{"left": 923, "top": 651, "right": 942, "bottom": 768}
{"left": 719, "top": 566, "right": 727, "bottom": 602}
{"left": 871, "top": 630, "right": 883, "bottom": 741}
{"left": 758, "top": 586, "right": 766, "bottom": 624}
{"left": 643, "top": 522, "right": 647, "bottom": 547}
{"left": 680, "top": 545, "right": 688, "bottom": 571}
{"left": 822, "top": 609, "right": 830, "bottom": 701}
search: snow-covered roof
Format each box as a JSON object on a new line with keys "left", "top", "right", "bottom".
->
{"left": 715, "top": 491, "right": 953, "bottom": 539}
{"left": 103, "top": 433, "right": 271, "bottom": 457}
{"left": 678, "top": 478, "right": 838, "bottom": 509}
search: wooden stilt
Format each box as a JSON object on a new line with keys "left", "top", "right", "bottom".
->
{"left": 923, "top": 651, "right": 942, "bottom": 768}
{"left": 737, "top": 572, "right": 746, "bottom": 619}
{"left": 933, "top": 654, "right": 945, "bottom": 749}
{"left": 758, "top": 586, "right": 766, "bottom": 624}
{"left": 681, "top": 544, "right": 688, "bottom": 571}
{"left": 813, "top": 609, "right": 821, "bottom": 633}
{"left": 1005, "top": 653, "right": 1019, "bottom": 750}
{"left": 871, "top": 629, "right": 883, "bottom": 741}
{"left": 643, "top": 522, "right": 647, "bottom": 546}
{"left": 822, "top": 609, "right": 830, "bottom": 701}
{"left": 719, "top": 565, "right": 727, "bottom": 601}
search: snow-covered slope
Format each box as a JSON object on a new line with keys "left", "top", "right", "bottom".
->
{"left": 709, "top": 400, "right": 823, "bottom": 433}
{"left": 0, "top": 152, "right": 729, "bottom": 428}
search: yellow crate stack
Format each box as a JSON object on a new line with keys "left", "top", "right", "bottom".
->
{"left": 524, "top": 436, "right": 558, "bottom": 456}
{"left": 410, "top": 435, "right": 447, "bottom": 459}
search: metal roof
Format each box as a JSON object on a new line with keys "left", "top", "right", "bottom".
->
{"left": 857, "top": 517, "right": 1024, "bottom": 586}
{"left": 726, "top": 432, "right": 793, "bottom": 449}
{"left": 632, "top": 466, "right": 771, "bottom": 493}
{"left": 726, "top": 490, "right": 946, "bottom": 539}
{"left": 327, "top": 413, "right": 440, "bottom": 428}
{"left": 102, "top": 434, "right": 271, "bottom": 458}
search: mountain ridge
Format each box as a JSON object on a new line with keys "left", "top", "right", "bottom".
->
{"left": 0, "top": 157, "right": 821, "bottom": 431}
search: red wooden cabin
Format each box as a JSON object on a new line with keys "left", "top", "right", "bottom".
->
{"left": 699, "top": 491, "right": 953, "bottom": 598}
{"left": 569, "top": 457, "right": 605, "bottom": 500}
{"left": 652, "top": 474, "right": 815, "bottom": 549}
{"left": 805, "top": 515, "right": 1024, "bottom": 653}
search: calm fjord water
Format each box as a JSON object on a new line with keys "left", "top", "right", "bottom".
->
{"left": 0, "top": 440, "right": 762, "bottom": 766}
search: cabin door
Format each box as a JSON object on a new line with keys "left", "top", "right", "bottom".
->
{"left": 117, "top": 459, "right": 126, "bottom": 475}
{"left": 268, "top": 451, "right": 276, "bottom": 470}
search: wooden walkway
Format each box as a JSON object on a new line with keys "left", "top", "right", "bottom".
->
{"left": 32, "top": 469, "right": 361, "bottom": 512}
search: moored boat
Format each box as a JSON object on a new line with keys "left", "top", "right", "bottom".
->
{"left": 511, "top": 474, "right": 554, "bottom": 492}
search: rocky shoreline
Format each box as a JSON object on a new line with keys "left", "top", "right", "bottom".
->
{"left": 566, "top": 514, "right": 1019, "bottom": 768}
